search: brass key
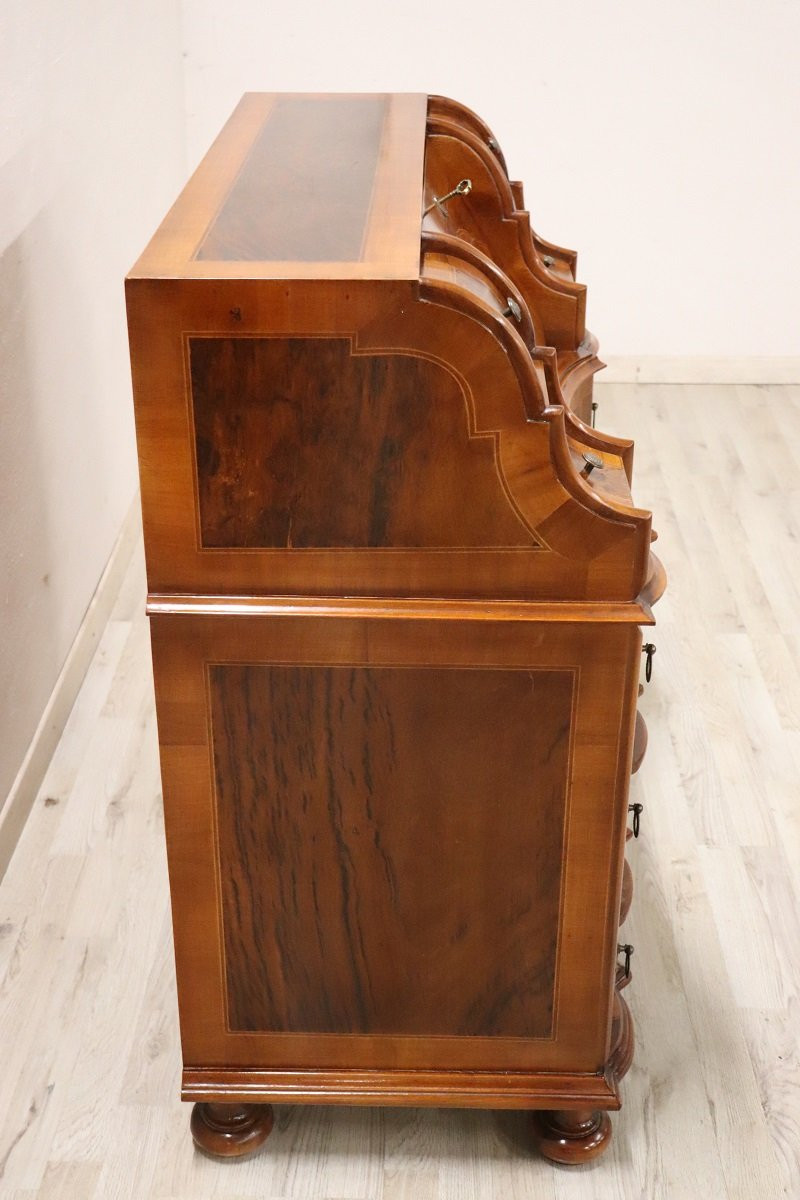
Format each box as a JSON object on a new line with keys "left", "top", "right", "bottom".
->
{"left": 424, "top": 178, "right": 472, "bottom": 216}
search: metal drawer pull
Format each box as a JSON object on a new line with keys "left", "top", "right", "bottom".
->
{"left": 591, "top": 400, "right": 598, "bottom": 428}
{"left": 643, "top": 643, "right": 656, "bottom": 682}
{"left": 628, "top": 803, "right": 643, "bottom": 838}
{"left": 502, "top": 297, "right": 522, "bottom": 323}
{"left": 618, "top": 943, "right": 634, "bottom": 979}
{"left": 581, "top": 451, "right": 603, "bottom": 477}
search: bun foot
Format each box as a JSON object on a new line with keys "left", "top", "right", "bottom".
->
{"left": 531, "top": 1108, "right": 612, "bottom": 1165}
{"left": 190, "top": 1102, "right": 274, "bottom": 1159}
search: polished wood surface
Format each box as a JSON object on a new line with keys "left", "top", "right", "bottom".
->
{"left": 126, "top": 94, "right": 662, "bottom": 1168}
{"left": 423, "top": 95, "right": 602, "bottom": 422}
{"left": 195, "top": 95, "right": 386, "bottom": 264}
{"left": 531, "top": 1107, "right": 612, "bottom": 1164}
{"left": 150, "top": 611, "right": 639, "bottom": 1083}
{"left": 190, "top": 336, "right": 537, "bottom": 549}
{"left": 130, "top": 92, "right": 427, "bottom": 281}
{"left": 4, "top": 382, "right": 798, "bottom": 1196}
{"left": 127, "top": 273, "right": 650, "bottom": 600}
{"left": 423, "top": 114, "right": 587, "bottom": 350}
{"left": 190, "top": 1102, "right": 274, "bottom": 1159}
{"left": 210, "top": 662, "right": 569, "bottom": 1037}
{"left": 127, "top": 94, "right": 650, "bottom": 602}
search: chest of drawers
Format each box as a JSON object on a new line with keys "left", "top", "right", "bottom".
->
{"left": 126, "top": 92, "right": 664, "bottom": 1166}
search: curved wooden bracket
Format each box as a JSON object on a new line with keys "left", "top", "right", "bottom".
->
{"left": 418, "top": 274, "right": 548, "bottom": 420}
{"left": 429, "top": 93, "right": 510, "bottom": 175}
{"left": 427, "top": 95, "right": 580, "bottom": 273}
{"left": 424, "top": 118, "right": 588, "bottom": 351}
{"left": 367, "top": 277, "right": 654, "bottom": 593}
{"left": 421, "top": 229, "right": 538, "bottom": 350}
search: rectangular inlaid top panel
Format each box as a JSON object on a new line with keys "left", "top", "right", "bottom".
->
{"left": 195, "top": 95, "right": 384, "bottom": 263}
{"left": 128, "top": 93, "right": 428, "bottom": 280}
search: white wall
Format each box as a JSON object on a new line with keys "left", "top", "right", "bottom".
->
{"left": 0, "top": 2, "right": 185, "bottom": 807}
{"left": 180, "top": 0, "right": 800, "bottom": 358}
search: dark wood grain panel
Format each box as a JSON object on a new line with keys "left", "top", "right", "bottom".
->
{"left": 191, "top": 337, "right": 538, "bottom": 550}
{"left": 209, "top": 663, "right": 572, "bottom": 1037}
{"left": 195, "top": 94, "right": 386, "bottom": 263}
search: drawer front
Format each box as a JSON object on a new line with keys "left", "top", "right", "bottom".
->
{"left": 151, "top": 611, "right": 640, "bottom": 1076}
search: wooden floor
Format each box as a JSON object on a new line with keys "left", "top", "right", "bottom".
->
{"left": 1, "top": 382, "right": 799, "bottom": 1199}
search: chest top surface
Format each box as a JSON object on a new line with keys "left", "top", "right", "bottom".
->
{"left": 129, "top": 93, "right": 428, "bottom": 281}
{"left": 126, "top": 91, "right": 657, "bottom": 611}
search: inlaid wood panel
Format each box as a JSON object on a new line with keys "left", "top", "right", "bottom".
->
{"left": 195, "top": 94, "right": 387, "bottom": 263}
{"left": 149, "top": 609, "right": 637, "bottom": 1076}
{"left": 190, "top": 336, "right": 538, "bottom": 549}
{"left": 208, "top": 663, "right": 572, "bottom": 1038}
{"left": 129, "top": 93, "right": 428, "bottom": 281}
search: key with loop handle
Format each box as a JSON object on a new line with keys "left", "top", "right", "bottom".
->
{"left": 424, "top": 178, "right": 472, "bottom": 216}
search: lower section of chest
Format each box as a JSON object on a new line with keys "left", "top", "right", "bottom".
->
{"left": 150, "top": 610, "right": 639, "bottom": 1095}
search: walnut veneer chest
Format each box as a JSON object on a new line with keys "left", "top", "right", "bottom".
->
{"left": 126, "top": 92, "right": 664, "bottom": 1166}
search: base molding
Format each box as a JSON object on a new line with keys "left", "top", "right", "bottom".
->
{"left": 182, "top": 1066, "right": 620, "bottom": 1110}
{"left": 0, "top": 495, "right": 140, "bottom": 879}
{"left": 601, "top": 356, "right": 800, "bottom": 385}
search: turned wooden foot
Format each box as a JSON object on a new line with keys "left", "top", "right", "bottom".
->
{"left": 531, "top": 1107, "right": 612, "bottom": 1165}
{"left": 190, "top": 1102, "right": 274, "bottom": 1159}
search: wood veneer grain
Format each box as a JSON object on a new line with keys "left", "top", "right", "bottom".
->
{"left": 209, "top": 663, "right": 571, "bottom": 1037}
{"left": 190, "top": 336, "right": 537, "bottom": 550}
{"left": 125, "top": 92, "right": 662, "bottom": 1168}
{"left": 195, "top": 95, "right": 386, "bottom": 264}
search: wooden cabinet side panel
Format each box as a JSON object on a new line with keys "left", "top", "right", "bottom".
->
{"left": 126, "top": 279, "right": 650, "bottom": 601}
{"left": 150, "top": 613, "right": 639, "bottom": 1077}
